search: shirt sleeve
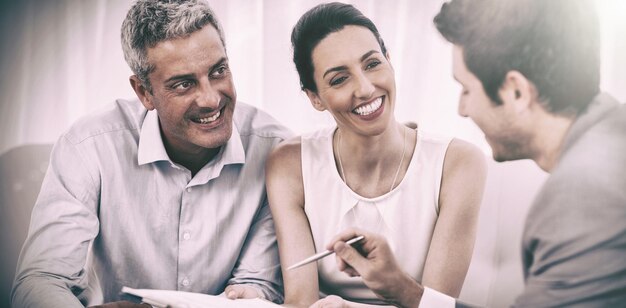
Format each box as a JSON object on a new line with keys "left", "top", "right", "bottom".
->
{"left": 419, "top": 287, "right": 456, "bottom": 308}
{"left": 227, "top": 199, "right": 283, "bottom": 303}
{"left": 11, "top": 135, "right": 101, "bottom": 307}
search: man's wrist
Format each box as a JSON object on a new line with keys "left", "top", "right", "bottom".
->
{"left": 391, "top": 273, "right": 423, "bottom": 308}
{"left": 226, "top": 283, "right": 267, "bottom": 300}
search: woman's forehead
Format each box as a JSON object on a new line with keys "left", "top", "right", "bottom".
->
{"left": 311, "top": 25, "right": 382, "bottom": 71}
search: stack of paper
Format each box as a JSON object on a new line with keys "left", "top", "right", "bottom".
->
{"left": 121, "top": 286, "right": 281, "bottom": 308}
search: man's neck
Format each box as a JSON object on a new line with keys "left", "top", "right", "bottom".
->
{"left": 168, "top": 146, "right": 221, "bottom": 177}
{"left": 531, "top": 113, "right": 575, "bottom": 172}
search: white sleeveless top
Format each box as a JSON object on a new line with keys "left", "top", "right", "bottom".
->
{"left": 301, "top": 126, "right": 452, "bottom": 304}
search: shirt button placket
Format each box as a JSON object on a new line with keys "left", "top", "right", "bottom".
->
{"left": 179, "top": 185, "right": 193, "bottom": 290}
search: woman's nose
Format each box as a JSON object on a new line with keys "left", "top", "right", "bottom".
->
{"left": 353, "top": 72, "right": 375, "bottom": 99}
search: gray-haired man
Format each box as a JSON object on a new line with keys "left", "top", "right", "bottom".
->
{"left": 12, "top": 0, "right": 289, "bottom": 306}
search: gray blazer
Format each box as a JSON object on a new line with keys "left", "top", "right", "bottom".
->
{"left": 515, "top": 93, "right": 626, "bottom": 307}
{"left": 453, "top": 93, "right": 626, "bottom": 308}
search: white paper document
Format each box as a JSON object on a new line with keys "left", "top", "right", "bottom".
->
{"left": 121, "top": 286, "right": 281, "bottom": 308}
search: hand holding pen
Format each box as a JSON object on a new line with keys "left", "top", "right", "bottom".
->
{"left": 287, "top": 235, "right": 365, "bottom": 270}
{"left": 324, "top": 228, "right": 424, "bottom": 308}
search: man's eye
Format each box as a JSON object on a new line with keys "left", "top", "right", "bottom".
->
{"left": 330, "top": 76, "right": 347, "bottom": 86}
{"left": 174, "top": 81, "right": 193, "bottom": 90}
{"left": 210, "top": 65, "right": 228, "bottom": 78}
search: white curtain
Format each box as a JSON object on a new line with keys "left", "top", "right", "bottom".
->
{"left": 2, "top": 0, "right": 624, "bottom": 154}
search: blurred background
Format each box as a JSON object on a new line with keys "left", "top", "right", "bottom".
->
{"left": 1, "top": 0, "right": 624, "bottom": 154}
{"left": 0, "top": 0, "right": 624, "bottom": 307}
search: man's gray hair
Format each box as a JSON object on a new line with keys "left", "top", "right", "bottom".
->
{"left": 121, "top": 0, "right": 226, "bottom": 92}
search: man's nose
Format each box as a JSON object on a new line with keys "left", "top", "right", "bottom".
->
{"left": 196, "top": 81, "right": 221, "bottom": 109}
{"left": 457, "top": 99, "right": 469, "bottom": 118}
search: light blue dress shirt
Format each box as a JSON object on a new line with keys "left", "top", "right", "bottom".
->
{"left": 12, "top": 99, "right": 291, "bottom": 307}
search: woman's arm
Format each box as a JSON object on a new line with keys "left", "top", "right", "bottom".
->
{"left": 421, "top": 138, "right": 487, "bottom": 296}
{"left": 265, "top": 137, "right": 319, "bottom": 307}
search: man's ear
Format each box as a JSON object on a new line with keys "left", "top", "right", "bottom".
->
{"left": 499, "top": 70, "right": 533, "bottom": 114}
{"left": 305, "top": 89, "right": 326, "bottom": 112}
{"left": 130, "top": 75, "right": 155, "bottom": 110}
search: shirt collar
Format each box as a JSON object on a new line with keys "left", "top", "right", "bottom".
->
{"left": 138, "top": 110, "right": 170, "bottom": 165}
{"left": 137, "top": 109, "right": 246, "bottom": 167}
{"left": 217, "top": 122, "right": 246, "bottom": 166}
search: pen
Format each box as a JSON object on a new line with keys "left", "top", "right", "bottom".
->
{"left": 286, "top": 235, "right": 365, "bottom": 270}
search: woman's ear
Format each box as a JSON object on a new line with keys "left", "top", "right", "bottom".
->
{"left": 499, "top": 70, "right": 532, "bottom": 114}
{"left": 130, "top": 75, "right": 156, "bottom": 111}
{"left": 305, "top": 89, "right": 326, "bottom": 112}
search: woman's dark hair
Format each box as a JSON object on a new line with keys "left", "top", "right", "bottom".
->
{"left": 434, "top": 0, "right": 600, "bottom": 116}
{"left": 291, "top": 2, "right": 387, "bottom": 93}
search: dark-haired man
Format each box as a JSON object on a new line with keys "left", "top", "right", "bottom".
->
{"left": 12, "top": 0, "right": 289, "bottom": 307}
{"left": 326, "top": 0, "right": 626, "bottom": 307}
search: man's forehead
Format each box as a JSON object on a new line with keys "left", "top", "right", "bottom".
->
{"left": 146, "top": 26, "right": 226, "bottom": 70}
{"left": 451, "top": 46, "right": 465, "bottom": 75}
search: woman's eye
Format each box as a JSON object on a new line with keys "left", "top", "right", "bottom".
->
{"left": 330, "top": 76, "right": 347, "bottom": 86}
{"left": 365, "top": 60, "right": 381, "bottom": 70}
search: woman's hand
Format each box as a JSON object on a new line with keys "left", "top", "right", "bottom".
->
{"left": 310, "top": 295, "right": 348, "bottom": 308}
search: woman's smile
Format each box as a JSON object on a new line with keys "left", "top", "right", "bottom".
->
{"left": 352, "top": 96, "right": 385, "bottom": 121}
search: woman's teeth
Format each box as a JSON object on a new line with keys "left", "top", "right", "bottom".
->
{"left": 353, "top": 97, "right": 383, "bottom": 115}
{"left": 197, "top": 110, "right": 221, "bottom": 124}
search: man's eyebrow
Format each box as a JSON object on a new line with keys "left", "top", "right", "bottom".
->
{"left": 164, "top": 73, "right": 195, "bottom": 84}
{"left": 322, "top": 50, "right": 380, "bottom": 79}
{"left": 163, "top": 57, "right": 228, "bottom": 84}
{"left": 210, "top": 57, "right": 228, "bottom": 71}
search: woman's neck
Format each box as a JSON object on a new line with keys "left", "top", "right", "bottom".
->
{"left": 334, "top": 122, "right": 415, "bottom": 197}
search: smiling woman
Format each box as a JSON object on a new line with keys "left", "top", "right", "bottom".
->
{"left": 265, "top": 3, "right": 487, "bottom": 307}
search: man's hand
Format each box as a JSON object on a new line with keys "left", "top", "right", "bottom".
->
{"left": 310, "top": 295, "right": 348, "bottom": 308}
{"left": 225, "top": 284, "right": 265, "bottom": 300}
{"left": 326, "top": 228, "right": 423, "bottom": 308}
{"left": 88, "top": 301, "right": 150, "bottom": 308}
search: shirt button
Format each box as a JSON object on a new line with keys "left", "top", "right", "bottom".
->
{"left": 186, "top": 187, "right": 192, "bottom": 193}
{"left": 181, "top": 278, "right": 190, "bottom": 286}
{"left": 182, "top": 232, "right": 191, "bottom": 240}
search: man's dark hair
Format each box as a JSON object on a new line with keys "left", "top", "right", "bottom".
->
{"left": 291, "top": 2, "right": 387, "bottom": 93}
{"left": 434, "top": 0, "right": 600, "bottom": 115}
